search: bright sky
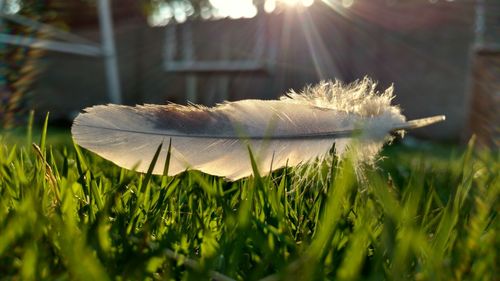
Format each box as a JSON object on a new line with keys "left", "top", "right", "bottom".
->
{"left": 148, "top": 0, "right": 318, "bottom": 26}
{"left": 209, "top": 0, "right": 258, "bottom": 19}
{"left": 210, "top": 0, "right": 316, "bottom": 17}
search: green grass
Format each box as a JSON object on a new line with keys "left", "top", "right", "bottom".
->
{"left": 0, "top": 121, "right": 498, "bottom": 281}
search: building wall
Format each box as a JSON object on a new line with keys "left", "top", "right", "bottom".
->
{"left": 33, "top": 0, "right": 478, "bottom": 140}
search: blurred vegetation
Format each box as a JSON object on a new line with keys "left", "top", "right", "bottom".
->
{"left": 0, "top": 119, "right": 498, "bottom": 280}
{"left": 0, "top": 0, "right": 65, "bottom": 128}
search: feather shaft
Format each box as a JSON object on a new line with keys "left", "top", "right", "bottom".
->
{"left": 74, "top": 114, "right": 444, "bottom": 140}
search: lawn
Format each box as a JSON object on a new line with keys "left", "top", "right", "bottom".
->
{"left": 0, "top": 118, "right": 498, "bottom": 280}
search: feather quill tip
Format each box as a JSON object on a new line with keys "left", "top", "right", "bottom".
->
{"left": 396, "top": 115, "right": 446, "bottom": 131}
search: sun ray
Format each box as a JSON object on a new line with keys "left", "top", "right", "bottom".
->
{"left": 321, "top": 0, "right": 352, "bottom": 18}
{"left": 298, "top": 9, "right": 340, "bottom": 80}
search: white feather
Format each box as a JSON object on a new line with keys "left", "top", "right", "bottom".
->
{"left": 71, "top": 78, "right": 444, "bottom": 180}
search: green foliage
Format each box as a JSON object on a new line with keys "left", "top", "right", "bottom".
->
{"left": 0, "top": 1, "right": 64, "bottom": 128}
{"left": 0, "top": 123, "right": 498, "bottom": 280}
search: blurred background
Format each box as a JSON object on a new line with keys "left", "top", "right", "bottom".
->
{"left": 0, "top": 0, "right": 498, "bottom": 145}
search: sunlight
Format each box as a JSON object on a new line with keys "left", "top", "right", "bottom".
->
{"left": 148, "top": 2, "right": 195, "bottom": 26}
{"left": 148, "top": 0, "right": 320, "bottom": 25}
{"left": 264, "top": 0, "right": 277, "bottom": 13}
{"left": 302, "top": 0, "right": 315, "bottom": 7}
{"left": 265, "top": 0, "right": 316, "bottom": 13}
{"left": 282, "top": 0, "right": 300, "bottom": 5}
{"left": 279, "top": 0, "right": 315, "bottom": 7}
{"left": 297, "top": 7, "right": 339, "bottom": 79}
{"left": 320, "top": 0, "right": 353, "bottom": 17}
{"left": 209, "top": 0, "right": 258, "bottom": 19}
{"left": 341, "top": 0, "right": 354, "bottom": 8}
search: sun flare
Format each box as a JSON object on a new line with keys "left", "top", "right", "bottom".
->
{"left": 280, "top": 0, "right": 315, "bottom": 7}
